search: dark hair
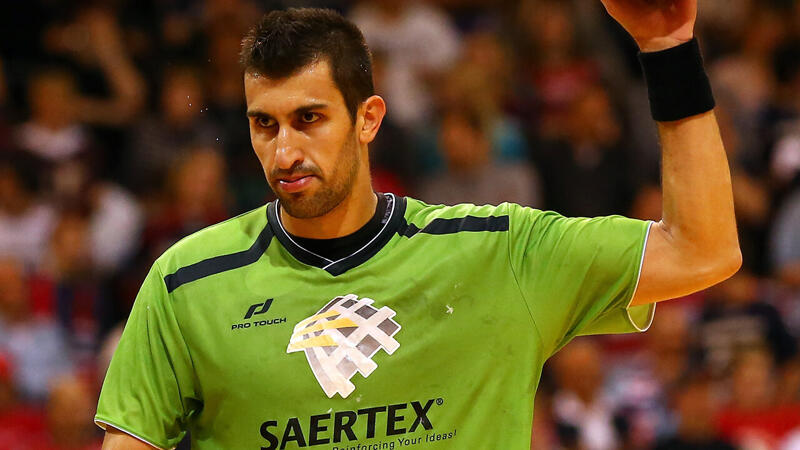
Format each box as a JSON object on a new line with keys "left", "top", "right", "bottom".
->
{"left": 240, "top": 8, "right": 374, "bottom": 121}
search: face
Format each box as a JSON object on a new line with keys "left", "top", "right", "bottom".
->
{"left": 245, "top": 61, "right": 363, "bottom": 219}
{"left": 29, "top": 73, "right": 76, "bottom": 128}
{"left": 439, "top": 111, "right": 490, "bottom": 172}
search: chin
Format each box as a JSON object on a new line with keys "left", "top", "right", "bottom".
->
{"left": 279, "top": 194, "right": 329, "bottom": 219}
{"left": 280, "top": 189, "right": 352, "bottom": 220}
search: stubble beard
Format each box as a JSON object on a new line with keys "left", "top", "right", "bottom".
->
{"left": 275, "top": 131, "right": 361, "bottom": 219}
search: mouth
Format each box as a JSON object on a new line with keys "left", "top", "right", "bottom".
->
{"left": 277, "top": 174, "right": 316, "bottom": 193}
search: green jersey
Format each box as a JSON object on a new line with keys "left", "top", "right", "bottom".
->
{"left": 95, "top": 194, "right": 654, "bottom": 449}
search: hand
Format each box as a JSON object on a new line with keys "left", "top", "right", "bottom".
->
{"left": 600, "top": 0, "right": 697, "bottom": 52}
{"left": 82, "top": 8, "right": 126, "bottom": 64}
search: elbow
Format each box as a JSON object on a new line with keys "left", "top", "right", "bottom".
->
{"left": 707, "top": 244, "right": 743, "bottom": 284}
{"left": 721, "top": 245, "right": 743, "bottom": 279}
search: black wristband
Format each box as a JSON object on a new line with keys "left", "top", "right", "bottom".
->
{"left": 638, "top": 38, "right": 715, "bottom": 122}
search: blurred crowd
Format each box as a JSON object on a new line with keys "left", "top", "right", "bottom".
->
{"left": 0, "top": 0, "right": 799, "bottom": 449}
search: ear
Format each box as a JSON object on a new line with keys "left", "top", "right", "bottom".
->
{"left": 357, "top": 95, "right": 387, "bottom": 146}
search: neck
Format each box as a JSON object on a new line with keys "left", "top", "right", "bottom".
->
{"left": 280, "top": 174, "right": 377, "bottom": 239}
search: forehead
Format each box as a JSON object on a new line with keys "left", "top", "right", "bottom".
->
{"left": 244, "top": 61, "right": 346, "bottom": 115}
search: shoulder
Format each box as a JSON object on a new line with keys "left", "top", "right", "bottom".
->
{"left": 154, "top": 205, "right": 270, "bottom": 276}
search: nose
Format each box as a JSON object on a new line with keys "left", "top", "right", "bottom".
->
{"left": 274, "top": 126, "right": 304, "bottom": 170}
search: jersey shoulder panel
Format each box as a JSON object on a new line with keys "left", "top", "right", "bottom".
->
{"left": 401, "top": 198, "right": 549, "bottom": 239}
{"left": 403, "top": 197, "right": 514, "bottom": 225}
{"left": 155, "top": 205, "right": 272, "bottom": 293}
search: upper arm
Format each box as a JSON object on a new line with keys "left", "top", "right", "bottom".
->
{"left": 102, "top": 427, "right": 160, "bottom": 450}
{"left": 631, "top": 221, "right": 742, "bottom": 306}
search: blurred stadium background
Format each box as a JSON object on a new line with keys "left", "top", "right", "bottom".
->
{"left": 0, "top": 0, "right": 800, "bottom": 448}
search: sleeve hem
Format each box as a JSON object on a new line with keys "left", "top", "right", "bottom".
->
{"left": 94, "top": 417, "right": 174, "bottom": 450}
{"left": 625, "top": 221, "right": 656, "bottom": 332}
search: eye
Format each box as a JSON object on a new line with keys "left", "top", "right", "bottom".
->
{"left": 255, "top": 117, "right": 276, "bottom": 128}
{"left": 300, "top": 112, "right": 320, "bottom": 124}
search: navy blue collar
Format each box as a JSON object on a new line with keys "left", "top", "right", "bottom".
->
{"left": 267, "top": 193, "right": 406, "bottom": 276}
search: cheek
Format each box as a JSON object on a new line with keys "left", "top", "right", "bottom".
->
{"left": 316, "top": 123, "right": 356, "bottom": 160}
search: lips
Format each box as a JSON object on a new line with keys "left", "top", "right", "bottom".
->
{"left": 277, "top": 175, "right": 316, "bottom": 193}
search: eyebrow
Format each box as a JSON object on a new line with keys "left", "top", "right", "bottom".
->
{"left": 247, "top": 103, "right": 329, "bottom": 118}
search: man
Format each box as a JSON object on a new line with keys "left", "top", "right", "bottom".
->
{"left": 97, "top": 1, "right": 741, "bottom": 448}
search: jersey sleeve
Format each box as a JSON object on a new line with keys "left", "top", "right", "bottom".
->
{"left": 506, "top": 204, "right": 655, "bottom": 357}
{"left": 95, "top": 261, "right": 200, "bottom": 449}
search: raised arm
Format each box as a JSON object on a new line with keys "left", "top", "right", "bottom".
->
{"left": 74, "top": 8, "right": 146, "bottom": 126}
{"left": 599, "top": 0, "right": 742, "bottom": 306}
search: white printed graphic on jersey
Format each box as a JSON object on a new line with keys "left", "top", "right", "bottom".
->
{"left": 287, "top": 294, "right": 401, "bottom": 399}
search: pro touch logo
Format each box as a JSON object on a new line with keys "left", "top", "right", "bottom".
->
{"left": 231, "top": 298, "right": 286, "bottom": 331}
{"left": 287, "top": 294, "right": 401, "bottom": 399}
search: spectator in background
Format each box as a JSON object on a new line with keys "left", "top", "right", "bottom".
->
{"left": 653, "top": 372, "right": 735, "bottom": 450}
{"left": 143, "top": 147, "right": 230, "bottom": 260}
{"left": 516, "top": 0, "right": 599, "bottom": 139}
{"left": 416, "top": 105, "right": 541, "bottom": 207}
{"left": 458, "top": 29, "right": 522, "bottom": 124}
{"left": 606, "top": 306, "right": 695, "bottom": 447}
{"left": 415, "top": 36, "right": 538, "bottom": 207}
{"left": 710, "top": 6, "right": 786, "bottom": 149}
{"left": 0, "top": 352, "right": 47, "bottom": 446}
{"left": 40, "top": 7, "right": 145, "bottom": 128}
{"left": 550, "top": 338, "right": 626, "bottom": 450}
{"left": 0, "top": 156, "right": 56, "bottom": 268}
{"left": 771, "top": 188, "right": 800, "bottom": 287}
{"left": 42, "top": 158, "right": 143, "bottom": 277}
{"left": 699, "top": 271, "right": 797, "bottom": 378}
{"left": 769, "top": 40, "right": 800, "bottom": 190}
{"left": 350, "top": 0, "right": 461, "bottom": 129}
{"left": 15, "top": 68, "right": 92, "bottom": 165}
{"left": 534, "top": 84, "right": 634, "bottom": 217}
{"left": 21, "top": 375, "right": 103, "bottom": 450}
{"left": 760, "top": 38, "right": 800, "bottom": 194}
{"left": 83, "top": 179, "right": 143, "bottom": 278}
{"left": 0, "top": 259, "right": 72, "bottom": 403}
{"left": 717, "top": 347, "right": 800, "bottom": 449}
{"left": 418, "top": 42, "right": 531, "bottom": 173}
{"left": 34, "top": 212, "right": 110, "bottom": 368}
{"left": 128, "top": 65, "right": 221, "bottom": 195}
